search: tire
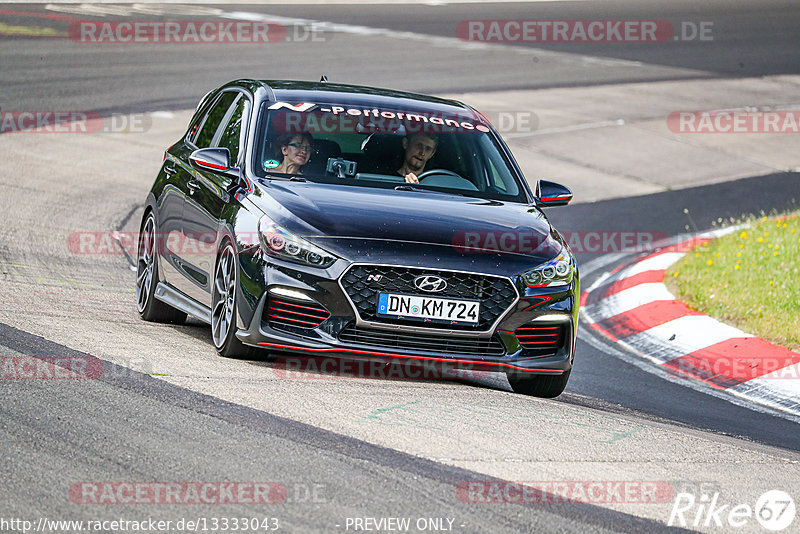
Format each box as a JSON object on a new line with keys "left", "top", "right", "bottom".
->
{"left": 211, "top": 240, "right": 257, "bottom": 358}
{"left": 507, "top": 369, "right": 571, "bottom": 398}
{"left": 136, "top": 212, "right": 187, "bottom": 324}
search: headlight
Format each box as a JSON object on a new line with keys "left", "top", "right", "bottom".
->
{"left": 521, "top": 249, "right": 575, "bottom": 287}
{"left": 258, "top": 216, "right": 336, "bottom": 268}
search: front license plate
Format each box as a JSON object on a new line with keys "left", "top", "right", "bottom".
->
{"left": 376, "top": 293, "right": 480, "bottom": 324}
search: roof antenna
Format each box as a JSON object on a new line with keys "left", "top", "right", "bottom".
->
{"left": 320, "top": 75, "right": 328, "bottom": 82}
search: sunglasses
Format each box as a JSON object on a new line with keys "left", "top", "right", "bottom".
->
{"left": 287, "top": 142, "right": 313, "bottom": 152}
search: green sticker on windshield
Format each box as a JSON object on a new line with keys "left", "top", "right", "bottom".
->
{"left": 263, "top": 159, "right": 280, "bottom": 169}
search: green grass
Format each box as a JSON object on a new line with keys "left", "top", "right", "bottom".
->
{"left": 666, "top": 212, "right": 800, "bottom": 351}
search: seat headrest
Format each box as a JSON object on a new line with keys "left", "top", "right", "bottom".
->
{"left": 313, "top": 139, "right": 342, "bottom": 158}
{"left": 361, "top": 133, "right": 402, "bottom": 157}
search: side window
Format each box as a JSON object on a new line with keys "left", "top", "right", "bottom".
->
{"left": 217, "top": 96, "right": 248, "bottom": 164}
{"left": 487, "top": 159, "right": 508, "bottom": 192}
{"left": 194, "top": 91, "right": 237, "bottom": 148}
{"left": 478, "top": 136, "right": 519, "bottom": 196}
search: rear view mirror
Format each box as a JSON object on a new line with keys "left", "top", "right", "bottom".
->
{"left": 189, "top": 148, "right": 239, "bottom": 180}
{"left": 536, "top": 179, "right": 573, "bottom": 207}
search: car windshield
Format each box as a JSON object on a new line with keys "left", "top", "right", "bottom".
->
{"left": 253, "top": 103, "right": 530, "bottom": 203}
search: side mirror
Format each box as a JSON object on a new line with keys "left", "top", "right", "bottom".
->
{"left": 189, "top": 148, "right": 239, "bottom": 180}
{"left": 536, "top": 179, "right": 573, "bottom": 207}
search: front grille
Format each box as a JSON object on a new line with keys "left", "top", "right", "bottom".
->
{"left": 266, "top": 296, "right": 330, "bottom": 332}
{"left": 514, "top": 323, "right": 566, "bottom": 356}
{"left": 338, "top": 324, "right": 506, "bottom": 357}
{"left": 340, "top": 265, "right": 517, "bottom": 331}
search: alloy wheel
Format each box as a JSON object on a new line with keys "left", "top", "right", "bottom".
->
{"left": 212, "top": 244, "right": 236, "bottom": 348}
{"left": 136, "top": 216, "right": 155, "bottom": 313}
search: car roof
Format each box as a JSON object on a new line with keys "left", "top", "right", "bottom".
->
{"left": 232, "top": 79, "right": 482, "bottom": 120}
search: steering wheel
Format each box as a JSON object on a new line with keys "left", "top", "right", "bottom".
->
{"left": 416, "top": 169, "right": 478, "bottom": 191}
{"left": 417, "top": 169, "right": 463, "bottom": 181}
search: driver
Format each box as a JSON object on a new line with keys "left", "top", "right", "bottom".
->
{"left": 397, "top": 133, "right": 437, "bottom": 184}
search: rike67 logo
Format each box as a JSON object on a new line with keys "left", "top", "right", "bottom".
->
{"left": 669, "top": 490, "right": 796, "bottom": 531}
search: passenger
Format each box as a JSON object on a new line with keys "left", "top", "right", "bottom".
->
{"left": 272, "top": 133, "right": 314, "bottom": 174}
{"left": 397, "top": 133, "right": 437, "bottom": 184}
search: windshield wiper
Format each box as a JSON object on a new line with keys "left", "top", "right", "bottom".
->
{"left": 264, "top": 173, "right": 307, "bottom": 182}
{"left": 394, "top": 184, "right": 466, "bottom": 197}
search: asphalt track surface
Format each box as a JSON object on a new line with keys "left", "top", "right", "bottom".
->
{"left": 2, "top": 2, "right": 800, "bottom": 532}
{"left": 0, "top": 0, "right": 799, "bottom": 113}
{"left": 4, "top": 318, "right": 712, "bottom": 534}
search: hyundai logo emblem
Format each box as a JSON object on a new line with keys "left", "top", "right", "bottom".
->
{"left": 414, "top": 275, "right": 447, "bottom": 293}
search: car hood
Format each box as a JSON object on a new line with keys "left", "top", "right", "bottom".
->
{"left": 251, "top": 180, "right": 561, "bottom": 262}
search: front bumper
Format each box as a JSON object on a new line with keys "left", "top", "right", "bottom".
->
{"left": 236, "top": 258, "right": 578, "bottom": 375}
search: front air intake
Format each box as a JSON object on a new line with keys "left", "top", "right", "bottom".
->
{"left": 266, "top": 296, "right": 330, "bottom": 331}
{"left": 514, "top": 323, "right": 566, "bottom": 356}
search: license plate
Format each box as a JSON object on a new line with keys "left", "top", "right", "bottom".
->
{"left": 376, "top": 293, "right": 480, "bottom": 324}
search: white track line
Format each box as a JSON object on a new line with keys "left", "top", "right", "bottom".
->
{"left": 582, "top": 227, "right": 800, "bottom": 419}
{"left": 621, "top": 251, "right": 685, "bottom": 278}
{"left": 583, "top": 283, "right": 675, "bottom": 323}
{"left": 218, "top": 10, "right": 644, "bottom": 67}
{"left": 622, "top": 315, "right": 748, "bottom": 363}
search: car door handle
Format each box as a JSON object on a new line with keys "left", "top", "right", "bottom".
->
{"left": 164, "top": 163, "right": 178, "bottom": 175}
{"left": 187, "top": 179, "right": 201, "bottom": 194}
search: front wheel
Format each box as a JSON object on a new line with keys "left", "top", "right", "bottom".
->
{"left": 211, "top": 241, "right": 257, "bottom": 358}
{"left": 136, "top": 213, "right": 187, "bottom": 324}
{"left": 506, "top": 370, "right": 571, "bottom": 398}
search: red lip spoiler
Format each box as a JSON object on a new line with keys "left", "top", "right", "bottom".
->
{"left": 257, "top": 342, "right": 564, "bottom": 373}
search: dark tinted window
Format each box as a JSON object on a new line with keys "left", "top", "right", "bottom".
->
{"left": 194, "top": 91, "right": 237, "bottom": 148}
{"left": 218, "top": 96, "right": 248, "bottom": 163}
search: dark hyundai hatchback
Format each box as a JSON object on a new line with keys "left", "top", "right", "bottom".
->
{"left": 136, "top": 79, "right": 579, "bottom": 397}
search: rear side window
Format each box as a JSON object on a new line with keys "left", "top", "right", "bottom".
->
{"left": 194, "top": 91, "right": 237, "bottom": 148}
